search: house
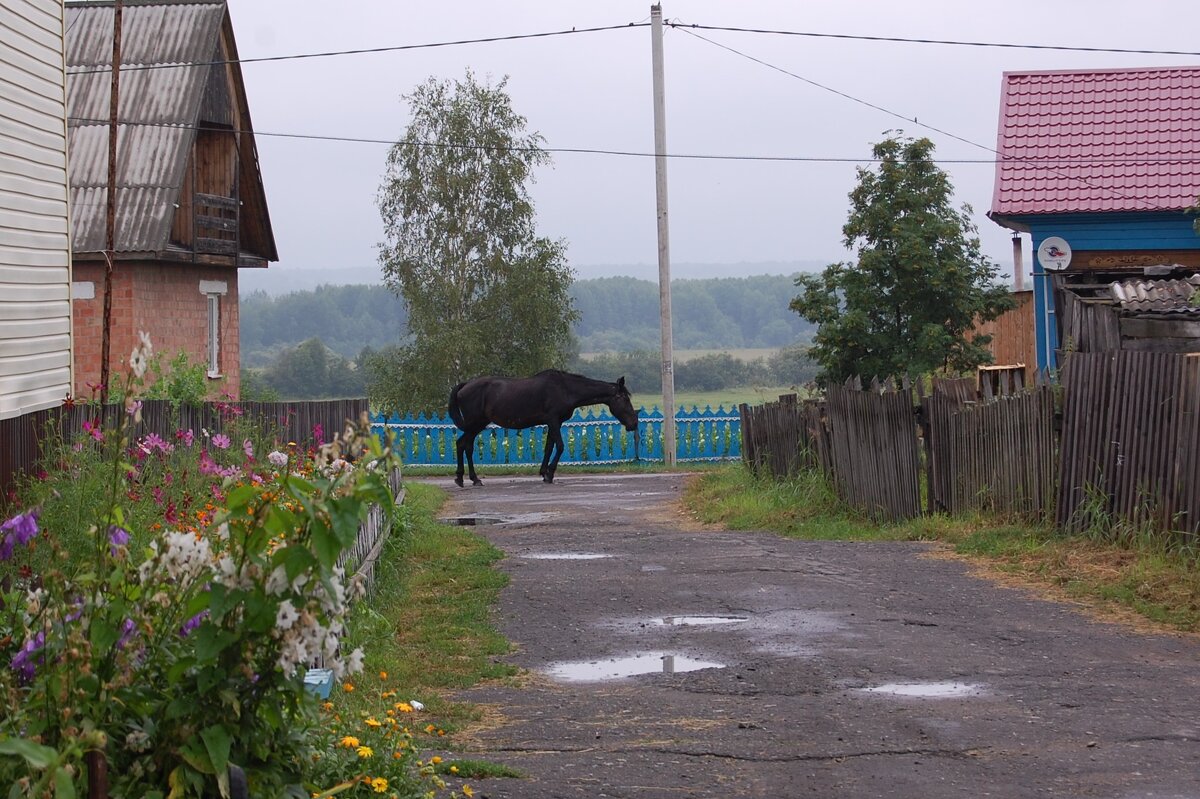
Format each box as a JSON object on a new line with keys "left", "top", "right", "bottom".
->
{"left": 65, "top": 0, "right": 276, "bottom": 398}
{"left": 1, "top": 0, "right": 74, "bottom": 420}
{"left": 988, "top": 66, "right": 1200, "bottom": 369}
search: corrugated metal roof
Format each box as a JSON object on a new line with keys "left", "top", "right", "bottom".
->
{"left": 1109, "top": 274, "right": 1200, "bottom": 313}
{"left": 65, "top": 0, "right": 224, "bottom": 254}
{"left": 991, "top": 66, "right": 1200, "bottom": 217}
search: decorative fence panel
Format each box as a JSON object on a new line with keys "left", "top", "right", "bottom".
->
{"left": 370, "top": 406, "right": 741, "bottom": 466}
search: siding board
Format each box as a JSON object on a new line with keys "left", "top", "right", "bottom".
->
{"left": 0, "top": 0, "right": 72, "bottom": 420}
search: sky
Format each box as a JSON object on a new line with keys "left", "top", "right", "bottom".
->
{"left": 227, "top": 1, "right": 1200, "bottom": 287}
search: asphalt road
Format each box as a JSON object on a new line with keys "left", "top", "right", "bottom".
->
{"left": 426, "top": 472, "right": 1200, "bottom": 799}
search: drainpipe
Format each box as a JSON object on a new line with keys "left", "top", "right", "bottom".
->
{"left": 1012, "top": 233, "right": 1024, "bottom": 292}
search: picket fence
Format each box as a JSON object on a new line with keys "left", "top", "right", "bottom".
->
{"left": 370, "top": 406, "right": 742, "bottom": 466}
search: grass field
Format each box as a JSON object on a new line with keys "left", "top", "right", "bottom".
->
{"left": 640, "top": 385, "right": 803, "bottom": 411}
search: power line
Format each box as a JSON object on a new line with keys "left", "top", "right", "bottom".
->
{"left": 667, "top": 21, "right": 1200, "bottom": 58}
{"left": 65, "top": 117, "right": 1200, "bottom": 168}
{"left": 65, "top": 22, "right": 650, "bottom": 75}
{"left": 671, "top": 26, "right": 1161, "bottom": 211}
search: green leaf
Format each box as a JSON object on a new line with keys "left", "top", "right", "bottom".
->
{"left": 90, "top": 618, "right": 119, "bottom": 653}
{"left": 0, "top": 738, "right": 57, "bottom": 769}
{"left": 191, "top": 624, "right": 237, "bottom": 664}
{"left": 273, "top": 544, "right": 316, "bottom": 581}
{"left": 180, "top": 741, "right": 214, "bottom": 774}
{"left": 52, "top": 766, "right": 75, "bottom": 799}
{"left": 311, "top": 524, "right": 338, "bottom": 569}
{"left": 200, "top": 726, "right": 232, "bottom": 793}
{"left": 223, "top": 484, "right": 257, "bottom": 511}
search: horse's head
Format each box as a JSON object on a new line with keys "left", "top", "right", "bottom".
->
{"left": 607, "top": 376, "right": 639, "bottom": 432}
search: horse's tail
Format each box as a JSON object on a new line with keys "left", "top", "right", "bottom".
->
{"left": 447, "top": 381, "right": 468, "bottom": 430}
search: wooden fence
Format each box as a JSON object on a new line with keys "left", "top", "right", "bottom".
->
{"left": 741, "top": 375, "right": 1057, "bottom": 524}
{"left": 1057, "top": 351, "right": 1200, "bottom": 536}
{"left": 1, "top": 398, "right": 369, "bottom": 505}
{"left": 371, "top": 405, "right": 742, "bottom": 466}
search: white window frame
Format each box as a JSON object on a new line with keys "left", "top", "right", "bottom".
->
{"left": 199, "top": 280, "right": 228, "bottom": 378}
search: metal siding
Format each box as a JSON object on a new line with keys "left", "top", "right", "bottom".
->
{"left": 0, "top": 0, "right": 73, "bottom": 420}
{"left": 64, "top": 1, "right": 222, "bottom": 254}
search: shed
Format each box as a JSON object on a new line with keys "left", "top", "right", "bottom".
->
{"left": 0, "top": 0, "right": 74, "bottom": 419}
{"left": 988, "top": 65, "right": 1200, "bottom": 369}
{"left": 65, "top": 0, "right": 276, "bottom": 397}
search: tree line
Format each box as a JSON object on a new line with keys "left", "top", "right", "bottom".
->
{"left": 240, "top": 274, "right": 815, "bottom": 367}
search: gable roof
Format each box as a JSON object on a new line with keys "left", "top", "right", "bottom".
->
{"left": 990, "top": 65, "right": 1200, "bottom": 219}
{"left": 65, "top": 0, "right": 276, "bottom": 260}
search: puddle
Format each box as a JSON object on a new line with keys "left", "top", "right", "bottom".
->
{"left": 655, "top": 615, "right": 747, "bottom": 626}
{"left": 441, "top": 516, "right": 501, "bottom": 526}
{"left": 521, "top": 552, "right": 613, "bottom": 560}
{"left": 641, "top": 564, "right": 667, "bottom": 572}
{"left": 861, "top": 681, "right": 984, "bottom": 698}
{"left": 545, "top": 652, "right": 725, "bottom": 682}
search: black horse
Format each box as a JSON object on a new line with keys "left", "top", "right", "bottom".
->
{"left": 447, "top": 370, "right": 639, "bottom": 486}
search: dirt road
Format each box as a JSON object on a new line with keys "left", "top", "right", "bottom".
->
{"left": 431, "top": 473, "right": 1200, "bottom": 798}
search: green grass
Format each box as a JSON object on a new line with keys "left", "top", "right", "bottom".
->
{"left": 685, "top": 463, "right": 1200, "bottom": 632}
{"left": 343, "top": 482, "right": 516, "bottom": 729}
{"left": 644, "top": 385, "right": 804, "bottom": 412}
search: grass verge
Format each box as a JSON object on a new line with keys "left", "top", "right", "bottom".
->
{"left": 685, "top": 464, "right": 1200, "bottom": 632}
{"left": 343, "top": 482, "right": 517, "bottom": 730}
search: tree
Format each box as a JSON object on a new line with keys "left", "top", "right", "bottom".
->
{"left": 372, "top": 71, "right": 577, "bottom": 412}
{"left": 790, "top": 135, "right": 1014, "bottom": 384}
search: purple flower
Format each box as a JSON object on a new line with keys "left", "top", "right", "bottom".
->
{"left": 0, "top": 510, "right": 39, "bottom": 561}
{"left": 117, "top": 618, "right": 137, "bottom": 650}
{"left": 211, "top": 434, "right": 231, "bottom": 450}
{"left": 10, "top": 630, "right": 45, "bottom": 681}
{"left": 179, "top": 611, "right": 208, "bottom": 638}
{"left": 108, "top": 525, "right": 130, "bottom": 556}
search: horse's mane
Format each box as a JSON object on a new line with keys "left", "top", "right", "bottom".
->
{"left": 535, "top": 369, "right": 626, "bottom": 394}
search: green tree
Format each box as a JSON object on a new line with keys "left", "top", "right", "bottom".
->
{"left": 790, "top": 135, "right": 1013, "bottom": 384}
{"left": 372, "top": 71, "right": 577, "bottom": 412}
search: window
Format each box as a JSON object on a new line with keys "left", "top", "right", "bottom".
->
{"left": 207, "top": 293, "right": 221, "bottom": 377}
{"left": 198, "top": 280, "right": 228, "bottom": 378}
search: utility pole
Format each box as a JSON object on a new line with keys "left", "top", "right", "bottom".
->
{"left": 650, "top": 4, "right": 676, "bottom": 467}
{"left": 100, "top": 0, "right": 123, "bottom": 404}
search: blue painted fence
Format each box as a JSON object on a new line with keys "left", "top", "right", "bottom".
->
{"left": 370, "top": 406, "right": 741, "bottom": 466}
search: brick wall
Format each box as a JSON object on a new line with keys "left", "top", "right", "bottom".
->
{"left": 71, "top": 262, "right": 241, "bottom": 399}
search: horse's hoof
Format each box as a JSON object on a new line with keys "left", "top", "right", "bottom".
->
{"left": 471, "top": 478, "right": 484, "bottom": 487}
{"left": 542, "top": 474, "right": 554, "bottom": 484}
{"left": 454, "top": 476, "right": 464, "bottom": 487}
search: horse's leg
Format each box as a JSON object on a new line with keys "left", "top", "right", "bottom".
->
{"left": 466, "top": 430, "right": 483, "bottom": 486}
{"left": 544, "top": 424, "right": 565, "bottom": 483}
{"left": 455, "top": 432, "right": 468, "bottom": 487}
{"left": 539, "top": 431, "right": 554, "bottom": 478}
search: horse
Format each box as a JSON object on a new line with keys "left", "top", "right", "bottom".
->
{"left": 447, "top": 369, "right": 639, "bottom": 486}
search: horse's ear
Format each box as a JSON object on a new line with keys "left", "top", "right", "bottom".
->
{"left": 617, "top": 376, "right": 626, "bottom": 391}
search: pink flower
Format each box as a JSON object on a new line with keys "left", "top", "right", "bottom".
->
{"left": 199, "top": 451, "right": 221, "bottom": 476}
{"left": 211, "top": 434, "right": 231, "bottom": 450}
{"left": 175, "top": 429, "right": 195, "bottom": 447}
{"left": 242, "top": 438, "right": 254, "bottom": 458}
{"left": 82, "top": 418, "right": 103, "bottom": 442}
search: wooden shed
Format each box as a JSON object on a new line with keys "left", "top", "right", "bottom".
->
{"left": 0, "top": 0, "right": 74, "bottom": 419}
{"left": 988, "top": 66, "right": 1200, "bottom": 369}
{"left": 65, "top": 0, "right": 277, "bottom": 398}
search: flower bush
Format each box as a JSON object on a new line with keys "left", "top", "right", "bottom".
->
{"left": 0, "top": 334, "right": 446, "bottom": 798}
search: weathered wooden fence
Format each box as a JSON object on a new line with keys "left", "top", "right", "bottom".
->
{"left": 741, "top": 376, "right": 1057, "bottom": 524}
{"left": 1, "top": 398, "right": 368, "bottom": 504}
{"left": 370, "top": 406, "right": 742, "bottom": 466}
{"left": 1057, "top": 351, "right": 1200, "bottom": 536}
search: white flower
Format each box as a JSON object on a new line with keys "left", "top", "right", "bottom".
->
{"left": 129, "top": 347, "right": 148, "bottom": 379}
{"left": 267, "top": 450, "right": 288, "bottom": 468}
{"left": 275, "top": 600, "right": 299, "bottom": 631}
{"left": 138, "top": 330, "right": 153, "bottom": 361}
{"left": 409, "top": 700, "right": 425, "bottom": 711}
{"left": 265, "top": 565, "right": 290, "bottom": 596}
{"left": 346, "top": 647, "right": 365, "bottom": 675}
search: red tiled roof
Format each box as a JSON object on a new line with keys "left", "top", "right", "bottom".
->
{"left": 991, "top": 66, "right": 1200, "bottom": 217}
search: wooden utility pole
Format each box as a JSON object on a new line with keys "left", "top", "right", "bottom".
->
{"left": 100, "top": 0, "right": 123, "bottom": 403}
{"left": 650, "top": 4, "right": 676, "bottom": 467}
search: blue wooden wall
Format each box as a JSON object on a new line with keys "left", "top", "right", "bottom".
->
{"left": 1008, "top": 212, "right": 1200, "bottom": 370}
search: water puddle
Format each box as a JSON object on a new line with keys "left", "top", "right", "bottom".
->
{"left": 655, "top": 615, "right": 747, "bottom": 626}
{"left": 545, "top": 652, "right": 725, "bottom": 682}
{"left": 861, "top": 681, "right": 984, "bottom": 698}
{"left": 521, "top": 552, "right": 613, "bottom": 560}
{"left": 441, "top": 516, "right": 501, "bottom": 526}
{"left": 641, "top": 564, "right": 667, "bottom": 572}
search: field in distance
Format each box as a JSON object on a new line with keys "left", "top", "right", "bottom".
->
{"left": 580, "top": 347, "right": 780, "bottom": 364}
{"left": 637, "top": 385, "right": 802, "bottom": 413}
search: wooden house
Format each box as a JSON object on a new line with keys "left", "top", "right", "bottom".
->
{"left": 988, "top": 66, "right": 1200, "bottom": 369}
{"left": 1, "top": 0, "right": 74, "bottom": 420}
{"left": 65, "top": 0, "right": 276, "bottom": 398}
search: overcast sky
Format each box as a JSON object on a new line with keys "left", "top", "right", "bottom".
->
{"left": 227, "top": 1, "right": 1200, "bottom": 285}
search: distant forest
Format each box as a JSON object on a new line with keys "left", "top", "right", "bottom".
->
{"left": 240, "top": 274, "right": 814, "bottom": 367}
